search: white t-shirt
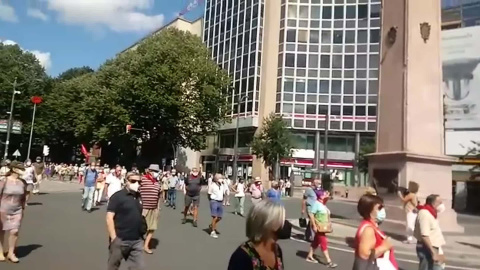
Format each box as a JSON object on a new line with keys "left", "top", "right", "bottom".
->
{"left": 105, "top": 173, "right": 122, "bottom": 199}
{"left": 235, "top": 182, "right": 245, "bottom": 197}
{"left": 23, "top": 167, "right": 35, "bottom": 184}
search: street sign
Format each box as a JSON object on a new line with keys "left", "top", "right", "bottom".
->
{"left": 161, "top": 158, "right": 166, "bottom": 166}
{"left": 0, "top": 120, "right": 22, "bottom": 134}
{"left": 13, "top": 149, "right": 21, "bottom": 157}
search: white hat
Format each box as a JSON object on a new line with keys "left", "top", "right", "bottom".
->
{"left": 148, "top": 164, "right": 160, "bottom": 172}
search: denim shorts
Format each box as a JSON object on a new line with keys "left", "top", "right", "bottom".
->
{"left": 210, "top": 200, "right": 224, "bottom": 218}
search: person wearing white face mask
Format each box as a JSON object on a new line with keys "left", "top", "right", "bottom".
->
{"left": 106, "top": 172, "right": 146, "bottom": 270}
{"left": 139, "top": 164, "right": 161, "bottom": 254}
{"left": 415, "top": 194, "right": 447, "bottom": 270}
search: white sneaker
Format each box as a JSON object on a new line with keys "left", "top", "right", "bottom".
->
{"left": 210, "top": 231, "right": 218, "bottom": 239}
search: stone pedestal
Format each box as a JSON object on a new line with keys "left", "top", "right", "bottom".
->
{"left": 368, "top": 0, "right": 463, "bottom": 232}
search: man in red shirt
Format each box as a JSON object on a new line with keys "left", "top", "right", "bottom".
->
{"left": 139, "top": 164, "right": 161, "bottom": 254}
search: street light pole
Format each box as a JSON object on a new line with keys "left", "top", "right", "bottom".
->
{"left": 4, "top": 77, "right": 19, "bottom": 160}
{"left": 232, "top": 95, "right": 248, "bottom": 182}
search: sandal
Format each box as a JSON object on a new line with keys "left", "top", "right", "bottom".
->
{"left": 7, "top": 254, "right": 19, "bottom": 263}
{"left": 306, "top": 257, "right": 319, "bottom": 263}
{"left": 144, "top": 249, "right": 153, "bottom": 255}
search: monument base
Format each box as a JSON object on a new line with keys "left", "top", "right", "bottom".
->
{"left": 368, "top": 151, "right": 464, "bottom": 233}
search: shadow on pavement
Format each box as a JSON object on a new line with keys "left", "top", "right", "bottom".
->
{"left": 457, "top": 242, "right": 480, "bottom": 249}
{"left": 37, "top": 192, "right": 49, "bottom": 195}
{"left": 16, "top": 244, "right": 42, "bottom": 258}
{"left": 27, "top": 202, "right": 43, "bottom": 206}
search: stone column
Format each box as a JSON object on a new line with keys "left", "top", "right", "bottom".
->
{"left": 367, "top": 0, "right": 463, "bottom": 232}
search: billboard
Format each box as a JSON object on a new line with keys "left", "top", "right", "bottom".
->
{"left": 442, "top": 25, "right": 480, "bottom": 130}
{"left": 0, "top": 120, "right": 22, "bottom": 134}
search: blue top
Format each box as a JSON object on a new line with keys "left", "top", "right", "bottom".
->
{"left": 84, "top": 168, "right": 98, "bottom": 187}
{"left": 266, "top": 188, "right": 282, "bottom": 203}
{"left": 303, "top": 187, "right": 317, "bottom": 213}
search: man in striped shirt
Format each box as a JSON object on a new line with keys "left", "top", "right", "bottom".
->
{"left": 139, "top": 164, "right": 161, "bottom": 254}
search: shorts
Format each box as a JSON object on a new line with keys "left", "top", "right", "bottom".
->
{"left": 142, "top": 209, "right": 159, "bottom": 231}
{"left": 210, "top": 200, "right": 223, "bottom": 218}
{"left": 185, "top": 195, "right": 200, "bottom": 207}
{"left": 311, "top": 232, "right": 328, "bottom": 251}
{"left": 26, "top": 184, "right": 34, "bottom": 192}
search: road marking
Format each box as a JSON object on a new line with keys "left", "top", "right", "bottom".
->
{"left": 289, "top": 237, "right": 479, "bottom": 270}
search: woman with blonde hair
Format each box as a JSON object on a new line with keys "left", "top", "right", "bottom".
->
{"left": 228, "top": 200, "right": 292, "bottom": 270}
{"left": 398, "top": 181, "right": 419, "bottom": 244}
{"left": 0, "top": 161, "right": 28, "bottom": 263}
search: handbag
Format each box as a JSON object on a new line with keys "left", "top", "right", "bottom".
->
{"left": 315, "top": 213, "right": 333, "bottom": 233}
{"left": 299, "top": 216, "right": 307, "bottom": 228}
{"left": 353, "top": 249, "right": 379, "bottom": 270}
{"left": 304, "top": 221, "right": 315, "bottom": 242}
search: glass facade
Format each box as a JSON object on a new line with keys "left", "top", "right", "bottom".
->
{"left": 203, "top": 0, "right": 265, "bottom": 117}
{"left": 442, "top": 0, "right": 480, "bottom": 28}
{"left": 277, "top": 0, "right": 381, "bottom": 132}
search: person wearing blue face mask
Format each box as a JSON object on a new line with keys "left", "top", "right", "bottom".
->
{"left": 353, "top": 194, "right": 398, "bottom": 270}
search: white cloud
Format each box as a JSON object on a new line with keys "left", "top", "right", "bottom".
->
{"left": 1, "top": 39, "right": 52, "bottom": 70}
{"left": 45, "top": 0, "right": 165, "bottom": 33}
{"left": 0, "top": 1, "right": 18, "bottom": 22}
{"left": 27, "top": 8, "right": 49, "bottom": 21}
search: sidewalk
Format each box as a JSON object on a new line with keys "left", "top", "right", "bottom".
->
{"left": 38, "top": 177, "right": 83, "bottom": 193}
{"left": 288, "top": 218, "right": 480, "bottom": 267}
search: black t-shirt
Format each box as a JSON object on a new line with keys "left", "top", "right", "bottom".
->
{"left": 107, "top": 189, "right": 143, "bottom": 241}
{"left": 185, "top": 175, "right": 202, "bottom": 197}
{"left": 227, "top": 242, "right": 284, "bottom": 270}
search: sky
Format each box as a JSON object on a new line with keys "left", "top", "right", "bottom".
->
{"left": 0, "top": 0, "right": 204, "bottom": 76}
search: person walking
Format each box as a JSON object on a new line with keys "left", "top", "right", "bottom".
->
{"left": 223, "top": 177, "right": 231, "bottom": 206}
{"left": 249, "top": 177, "right": 264, "bottom": 205}
{"left": 232, "top": 177, "right": 247, "bottom": 216}
{"left": 227, "top": 200, "right": 292, "bottom": 270}
{"left": 161, "top": 172, "right": 169, "bottom": 204}
{"left": 82, "top": 162, "right": 98, "bottom": 212}
{"left": 106, "top": 172, "right": 146, "bottom": 270}
{"left": 167, "top": 169, "right": 179, "bottom": 209}
{"left": 182, "top": 168, "right": 202, "bottom": 227}
{"left": 353, "top": 194, "right": 398, "bottom": 270}
{"left": 94, "top": 167, "right": 107, "bottom": 206}
{"left": 398, "top": 181, "right": 419, "bottom": 244}
{"left": 266, "top": 180, "right": 282, "bottom": 204}
{"left": 208, "top": 174, "right": 228, "bottom": 239}
{"left": 32, "top": 156, "right": 45, "bottom": 195}
{"left": 415, "top": 194, "right": 446, "bottom": 270}
{"left": 0, "top": 161, "right": 27, "bottom": 263}
{"left": 105, "top": 165, "right": 123, "bottom": 201}
{"left": 139, "top": 164, "right": 161, "bottom": 254}
{"left": 0, "top": 159, "right": 10, "bottom": 177}
{"left": 22, "top": 159, "right": 35, "bottom": 203}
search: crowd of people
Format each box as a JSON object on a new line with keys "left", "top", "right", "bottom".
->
{"left": 0, "top": 157, "right": 449, "bottom": 270}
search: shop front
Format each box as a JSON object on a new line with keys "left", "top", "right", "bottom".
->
{"left": 280, "top": 158, "right": 355, "bottom": 186}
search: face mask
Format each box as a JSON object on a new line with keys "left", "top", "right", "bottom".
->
{"left": 129, "top": 182, "right": 140, "bottom": 192}
{"left": 275, "top": 220, "right": 292, "bottom": 240}
{"left": 376, "top": 208, "right": 386, "bottom": 223}
{"left": 153, "top": 172, "right": 159, "bottom": 179}
{"left": 436, "top": 203, "right": 446, "bottom": 214}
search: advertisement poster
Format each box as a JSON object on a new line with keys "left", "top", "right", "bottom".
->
{"left": 442, "top": 25, "right": 480, "bottom": 130}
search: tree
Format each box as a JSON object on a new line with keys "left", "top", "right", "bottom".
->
{"left": 0, "top": 43, "right": 49, "bottom": 156}
{"left": 97, "top": 28, "right": 231, "bottom": 151}
{"left": 251, "top": 113, "right": 293, "bottom": 180}
{"left": 56, "top": 66, "right": 94, "bottom": 81}
{"left": 358, "top": 141, "right": 376, "bottom": 175}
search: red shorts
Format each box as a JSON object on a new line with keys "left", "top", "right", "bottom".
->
{"left": 311, "top": 232, "right": 328, "bottom": 251}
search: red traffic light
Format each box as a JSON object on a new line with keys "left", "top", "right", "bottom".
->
{"left": 31, "top": 96, "right": 43, "bottom": 104}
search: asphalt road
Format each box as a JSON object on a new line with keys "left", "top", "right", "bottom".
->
{"left": 1, "top": 190, "right": 476, "bottom": 270}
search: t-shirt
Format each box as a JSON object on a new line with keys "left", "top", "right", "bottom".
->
{"left": 414, "top": 209, "right": 446, "bottom": 247}
{"left": 23, "top": 167, "right": 35, "bottom": 184}
{"left": 107, "top": 189, "right": 143, "bottom": 241}
{"left": 32, "top": 162, "right": 44, "bottom": 176}
{"left": 235, "top": 183, "right": 245, "bottom": 197}
{"left": 168, "top": 176, "right": 178, "bottom": 189}
{"left": 84, "top": 168, "right": 98, "bottom": 187}
{"left": 266, "top": 188, "right": 282, "bottom": 203}
{"left": 106, "top": 173, "right": 122, "bottom": 199}
{"left": 185, "top": 175, "right": 202, "bottom": 197}
{"left": 303, "top": 187, "right": 317, "bottom": 213}
{"left": 249, "top": 184, "right": 263, "bottom": 199}
{"left": 209, "top": 182, "right": 226, "bottom": 201}
{"left": 310, "top": 201, "right": 329, "bottom": 224}
{"left": 139, "top": 177, "right": 161, "bottom": 209}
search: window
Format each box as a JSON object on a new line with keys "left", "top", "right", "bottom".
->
{"left": 332, "top": 80, "right": 342, "bottom": 94}
{"left": 288, "top": 5, "right": 297, "bottom": 18}
{"left": 371, "top": 4, "right": 381, "bottom": 18}
{"left": 356, "top": 106, "right": 366, "bottom": 116}
{"left": 295, "top": 104, "right": 305, "bottom": 113}
{"left": 368, "top": 106, "right": 376, "bottom": 116}
{"left": 298, "top": 30, "right": 308, "bottom": 43}
{"left": 369, "top": 80, "right": 378, "bottom": 94}
{"left": 370, "top": 29, "right": 380, "bottom": 43}
{"left": 333, "top": 31, "right": 343, "bottom": 43}
{"left": 310, "top": 30, "right": 320, "bottom": 43}
{"left": 331, "top": 105, "right": 341, "bottom": 115}
{"left": 311, "top": 6, "right": 321, "bottom": 19}
{"left": 283, "top": 103, "right": 293, "bottom": 113}
{"left": 345, "top": 30, "right": 355, "bottom": 43}
{"left": 299, "top": 6, "right": 309, "bottom": 18}
{"left": 307, "top": 79, "right": 317, "bottom": 93}
{"left": 320, "top": 80, "right": 329, "bottom": 93}
{"left": 309, "top": 55, "right": 318, "bottom": 68}
{"left": 345, "top": 55, "right": 354, "bottom": 68}
{"left": 284, "top": 79, "right": 294, "bottom": 92}
{"left": 295, "top": 94, "right": 305, "bottom": 102}
{"left": 344, "top": 80, "right": 354, "bottom": 94}
{"left": 369, "top": 55, "right": 379, "bottom": 68}
{"left": 343, "top": 106, "right": 353, "bottom": 115}
{"left": 321, "top": 30, "right": 331, "bottom": 43}
{"left": 284, "top": 93, "right": 293, "bottom": 101}
{"left": 318, "top": 105, "right": 328, "bottom": 114}
{"left": 320, "top": 55, "right": 330, "bottom": 68}
{"left": 357, "top": 55, "right": 367, "bottom": 68}
{"left": 346, "top": 5, "right": 356, "bottom": 18}
{"left": 358, "top": 5, "right": 368, "bottom": 19}
{"left": 296, "top": 80, "right": 306, "bottom": 93}
{"left": 358, "top": 30, "right": 368, "bottom": 43}
{"left": 285, "top": 54, "right": 295, "bottom": 67}
{"left": 322, "top": 6, "right": 332, "bottom": 19}
{"left": 287, "top": 29, "right": 296, "bottom": 42}
{"left": 307, "top": 104, "right": 316, "bottom": 114}
{"left": 334, "top": 6, "right": 344, "bottom": 19}
{"left": 297, "top": 54, "right": 307, "bottom": 67}
{"left": 356, "top": 80, "right": 367, "bottom": 94}
{"left": 332, "top": 55, "right": 342, "bottom": 68}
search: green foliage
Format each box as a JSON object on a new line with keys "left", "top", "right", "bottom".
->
{"left": 56, "top": 66, "right": 94, "bottom": 81}
{"left": 358, "top": 141, "right": 376, "bottom": 174}
{"left": 251, "top": 113, "right": 293, "bottom": 168}
{"left": 0, "top": 43, "right": 49, "bottom": 148}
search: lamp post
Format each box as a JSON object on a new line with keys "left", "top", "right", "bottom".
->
{"left": 232, "top": 95, "right": 248, "bottom": 182}
{"left": 4, "top": 77, "right": 21, "bottom": 159}
{"left": 27, "top": 96, "right": 43, "bottom": 159}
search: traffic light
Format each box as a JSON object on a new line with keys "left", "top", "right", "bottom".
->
{"left": 43, "top": 145, "right": 50, "bottom": 156}
{"left": 126, "top": 125, "right": 132, "bottom": 134}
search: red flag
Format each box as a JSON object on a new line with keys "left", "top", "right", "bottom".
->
{"left": 81, "top": 144, "right": 89, "bottom": 157}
